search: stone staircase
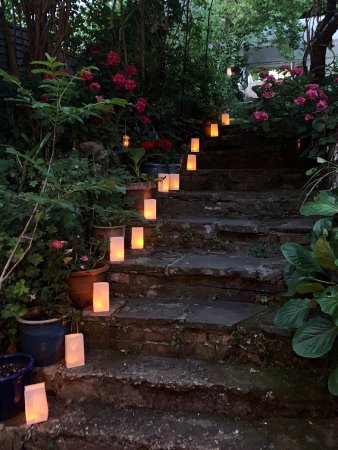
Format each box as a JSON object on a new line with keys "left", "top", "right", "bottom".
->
{"left": 3, "top": 126, "right": 338, "bottom": 449}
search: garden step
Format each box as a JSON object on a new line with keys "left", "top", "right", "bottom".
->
{"left": 179, "top": 168, "right": 305, "bottom": 190}
{"left": 37, "top": 352, "right": 334, "bottom": 419}
{"left": 143, "top": 216, "right": 312, "bottom": 253}
{"left": 156, "top": 190, "right": 302, "bottom": 218}
{"left": 7, "top": 400, "right": 338, "bottom": 450}
{"left": 81, "top": 299, "right": 306, "bottom": 366}
{"left": 107, "top": 251, "right": 285, "bottom": 302}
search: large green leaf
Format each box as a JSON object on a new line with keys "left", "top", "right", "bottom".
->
{"left": 313, "top": 235, "right": 337, "bottom": 270}
{"left": 292, "top": 316, "right": 338, "bottom": 358}
{"left": 274, "top": 298, "right": 311, "bottom": 329}
{"left": 300, "top": 191, "right": 338, "bottom": 217}
{"left": 316, "top": 286, "right": 338, "bottom": 325}
{"left": 281, "top": 243, "right": 323, "bottom": 274}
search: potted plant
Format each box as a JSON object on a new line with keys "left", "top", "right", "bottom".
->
{"left": 139, "top": 139, "right": 174, "bottom": 175}
{"left": 0, "top": 352, "right": 35, "bottom": 420}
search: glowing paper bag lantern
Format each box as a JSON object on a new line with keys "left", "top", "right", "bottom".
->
{"left": 210, "top": 124, "right": 219, "bottom": 137}
{"left": 122, "top": 134, "right": 130, "bottom": 148}
{"left": 227, "top": 67, "right": 232, "bottom": 76}
{"left": 186, "top": 154, "right": 196, "bottom": 171}
{"left": 93, "top": 282, "right": 110, "bottom": 312}
{"left": 65, "top": 333, "right": 85, "bottom": 369}
{"left": 169, "top": 173, "right": 180, "bottom": 191}
{"left": 190, "top": 138, "right": 200, "bottom": 153}
{"left": 157, "top": 173, "right": 169, "bottom": 192}
{"left": 110, "top": 236, "right": 125, "bottom": 262}
{"left": 131, "top": 227, "right": 144, "bottom": 249}
{"left": 144, "top": 199, "right": 156, "bottom": 220}
{"left": 24, "top": 382, "right": 48, "bottom": 425}
{"left": 222, "top": 113, "right": 230, "bottom": 126}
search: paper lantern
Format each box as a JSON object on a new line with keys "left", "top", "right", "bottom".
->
{"left": 24, "top": 382, "right": 48, "bottom": 425}
{"left": 222, "top": 113, "right": 230, "bottom": 126}
{"left": 190, "top": 138, "right": 200, "bottom": 153}
{"left": 110, "top": 236, "right": 125, "bottom": 262}
{"left": 169, "top": 173, "right": 180, "bottom": 191}
{"left": 144, "top": 199, "right": 156, "bottom": 220}
{"left": 186, "top": 154, "right": 196, "bottom": 171}
{"left": 131, "top": 227, "right": 144, "bottom": 249}
{"left": 157, "top": 173, "right": 169, "bottom": 192}
{"left": 227, "top": 67, "right": 232, "bottom": 76}
{"left": 65, "top": 333, "right": 85, "bottom": 369}
{"left": 122, "top": 134, "right": 130, "bottom": 148}
{"left": 210, "top": 124, "right": 219, "bottom": 137}
{"left": 93, "top": 282, "right": 110, "bottom": 312}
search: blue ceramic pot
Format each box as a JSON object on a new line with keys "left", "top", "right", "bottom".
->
{"left": 17, "top": 310, "right": 70, "bottom": 367}
{"left": 0, "top": 352, "right": 34, "bottom": 420}
{"left": 141, "top": 162, "right": 169, "bottom": 176}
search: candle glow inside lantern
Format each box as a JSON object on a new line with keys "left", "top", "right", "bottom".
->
{"left": 222, "top": 113, "right": 230, "bottom": 126}
{"left": 122, "top": 134, "right": 130, "bottom": 148}
{"left": 190, "top": 138, "right": 200, "bottom": 152}
{"left": 24, "top": 382, "right": 48, "bottom": 425}
{"left": 131, "top": 227, "right": 144, "bottom": 249}
{"left": 227, "top": 67, "right": 232, "bottom": 76}
{"left": 169, "top": 173, "right": 180, "bottom": 190}
{"left": 144, "top": 199, "right": 156, "bottom": 220}
{"left": 93, "top": 282, "right": 110, "bottom": 312}
{"left": 110, "top": 236, "right": 125, "bottom": 262}
{"left": 186, "top": 154, "right": 196, "bottom": 171}
{"left": 65, "top": 333, "right": 85, "bottom": 369}
{"left": 210, "top": 123, "right": 219, "bottom": 137}
{"left": 157, "top": 173, "right": 169, "bottom": 192}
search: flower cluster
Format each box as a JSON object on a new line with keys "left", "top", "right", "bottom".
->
{"left": 140, "top": 139, "right": 173, "bottom": 151}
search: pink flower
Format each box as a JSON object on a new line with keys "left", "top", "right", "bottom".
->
{"left": 40, "top": 95, "right": 48, "bottom": 103}
{"left": 125, "top": 65, "right": 137, "bottom": 76}
{"left": 266, "top": 75, "right": 276, "bottom": 82}
{"left": 51, "top": 240, "right": 64, "bottom": 249}
{"left": 277, "top": 80, "right": 284, "bottom": 86}
{"left": 316, "top": 99, "right": 328, "bottom": 110}
{"left": 89, "top": 82, "right": 101, "bottom": 90}
{"left": 80, "top": 255, "right": 89, "bottom": 262}
{"left": 134, "top": 97, "right": 147, "bottom": 113}
{"left": 306, "top": 89, "right": 319, "bottom": 100}
{"left": 28, "top": 293, "right": 36, "bottom": 302}
{"left": 124, "top": 78, "right": 136, "bottom": 91}
{"left": 80, "top": 70, "right": 94, "bottom": 81}
{"left": 112, "top": 73, "right": 126, "bottom": 88}
{"left": 318, "top": 90, "right": 328, "bottom": 100}
{"left": 95, "top": 95, "right": 105, "bottom": 103}
{"left": 290, "top": 67, "right": 303, "bottom": 76}
{"left": 306, "top": 84, "right": 319, "bottom": 90}
{"left": 259, "top": 71, "right": 269, "bottom": 79}
{"left": 304, "top": 114, "right": 314, "bottom": 121}
{"left": 251, "top": 111, "right": 269, "bottom": 122}
{"left": 293, "top": 96, "right": 306, "bottom": 105}
{"left": 280, "top": 64, "right": 290, "bottom": 71}
{"left": 260, "top": 83, "right": 271, "bottom": 90}
{"left": 262, "top": 91, "right": 275, "bottom": 99}
{"left": 80, "top": 265, "right": 85, "bottom": 270}
{"left": 140, "top": 114, "right": 151, "bottom": 125}
{"left": 105, "top": 50, "right": 120, "bottom": 66}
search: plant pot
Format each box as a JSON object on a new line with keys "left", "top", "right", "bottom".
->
{"left": 169, "top": 163, "right": 181, "bottom": 174}
{"left": 0, "top": 352, "right": 35, "bottom": 420}
{"left": 66, "top": 262, "right": 109, "bottom": 309}
{"left": 126, "top": 181, "right": 153, "bottom": 215}
{"left": 17, "top": 308, "right": 70, "bottom": 367}
{"left": 141, "top": 162, "right": 169, "bottom": 176}
{"left": 92, "top": 224, "right": 126, "bottom": 242}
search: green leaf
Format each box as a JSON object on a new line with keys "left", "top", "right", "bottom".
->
{"left": 274, "top": 298, "right": 311, "bottom": 329}
{"left": 11, "top": 279, "right": 30, "bottom": 297}
{"left": 301, "top": 191, "right": 338, "bottom": 217}
{"left": 281, "top": 243, "right": 323, "bottom": 273}
{"left": 292, "top": 316, "right": 338, "bottom": 358}
{"left": 313, "top": 235, "right": 337, "bottom": 270}
{"left": 316, "top": 286, "right": 338, "bottom": 325}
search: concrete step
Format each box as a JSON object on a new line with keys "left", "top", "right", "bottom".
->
{"left": 179, "top": 168, "right": 305, "bottom": 190}
{"left": 142, "top": 216, "right": 313, "bottom": 254}
{"left": 157, "top": 190, "right": 302, "bottom": 219}
{"left": 107, "top": 251, "right": 285, "bottom": 302}
{"left": 6, "top": 400, "right": 338, "bottom": 450}
{"left": 37, "top": 353, "right": 334, "bottom": 420}
{"left": 81, "top": 298, "right": 307, "bottom": 366}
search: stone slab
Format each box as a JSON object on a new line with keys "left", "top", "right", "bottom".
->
{"left": 116, "top": 299, "right": 187, "bottom": 324}
{"left": 82, "top": 300, "right": 125, "bottom": 321}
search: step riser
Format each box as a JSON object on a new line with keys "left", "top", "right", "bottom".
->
{"left": 193, "top": 151, "right": 285, "bottom": 170}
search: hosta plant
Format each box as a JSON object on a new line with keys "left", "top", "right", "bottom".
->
{"left": 275, "top": 189, "right": 338, "bottom": 395}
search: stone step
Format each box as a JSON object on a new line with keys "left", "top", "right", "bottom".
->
{"left": 107, "top": 251, "right": 285, "bottom": 302}
{"left": 7, "top": 400, "right": 338, "bottom": 450}
{"left": 81, "top": 298, "right": 305, "bottom": 366}
{"left": 37, "top": 353, "right": 334, "bottom": 420}
{"left": 142, "top": 216, "right": 312, "bottom": 253}
{"left": 157, "top": 190, "right": 302, "bottom": 218}
{"left": 179, "top": 168, "right": 305, "bottom": 190}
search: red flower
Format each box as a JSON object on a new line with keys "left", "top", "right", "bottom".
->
{"left": 80, "top": 70, "right": 94, "bottom": 81}
{"left": 280, "top": 64, "right": 290, "bottom": 71}
{"left": 51, "top": 240, "right": 64, "bottom": 249}
{"left": 112, "top": 73, "right": 126, "bottom": 89}
{"left": 260, "top": 83, "right": 271, "bottom": 90}
{"left": 262, "top": 91, "right": 275, "bottom": 99}
{"left": 40, "top": 95, "right": 48, "bottom": 103}
{"left": 293, "top": 96, "right": 306, "bottom": 105}
{"left": 89, "top": 82, "right": 101, "bottom": 90}
{"left": 140, "top": 115, "right": 151, "bottom": 125}
{"left": 140, "top": 140, "right": 155, "bottom": 150}
{"left": 251, "top": 111, "right": 269, "bottom": 122}
{"left": 259, "top": 71, "right": 269, "bottom": 79}
{"left": 88, "top": 44, "right": 101, "bottom": 55}
{"left": 316, "top": 99, "right": 328, "bottom": 110}
{"left": 105, "top": 51, "right": 120, "bottom": 66}
{"left": 124, "top": 78, "right": 136, "bottom": 91}
{"left": 306, "top": 89, "right": 319, "bottom": 100}
{"left": 134, "top": 97, "right": 147, "bottom": 113}
{"left": 290, "top": 67, "right": 303, "bottom": 77}
{"left": 126, "top": 65, "right": 137, "bottom": 76}
{"left": 43, "top": 73, "right": 55, "bottom": 80}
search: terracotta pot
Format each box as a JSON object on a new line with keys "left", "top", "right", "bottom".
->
{"left": 126, "top": 182, "right": 153, "bottom": 215}
{"left": 66, "top": 263, "right": 109, "bottom": 309}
